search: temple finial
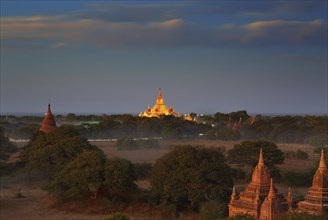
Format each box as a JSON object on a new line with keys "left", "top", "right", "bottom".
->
{"left": 319, "top": 149, "right": 327, "bottom": 170}
{"left": 158, "top": 88, "right": 162, "bottom": 97}
{"left": 258, "top": 148, "right": 264, "bottom": 165}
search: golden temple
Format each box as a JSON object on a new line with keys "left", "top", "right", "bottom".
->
{"left": 139, "top": 88, "right": 179, "bottom": 118}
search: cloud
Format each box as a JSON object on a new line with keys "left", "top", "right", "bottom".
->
{"left": 70, "top": 1, "right": 326, "bottom": 24}
{"left": 1, "top": 13, "right": 326, "bottom": 50}
{"left": 243, "top": 19, "right": 325, "bottom": 44}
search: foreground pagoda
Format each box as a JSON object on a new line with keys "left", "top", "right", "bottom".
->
{"left": 40, "top": 102, "right": 57, "bottom": 133}
{"left": 229, "top": 149, "right": 288, "bottom": 219}
{"left": 298, "top": 149, "right": 328, "bottom": 215}
{"left": 139, "top": 88, "right": 178, "bottom": 118}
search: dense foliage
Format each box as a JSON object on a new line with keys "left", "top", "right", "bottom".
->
{"left": 48, "top": 151, "right": 106, "bottom": 201}
{"left": 20, "top": 126, "right": 101, "bottom": 177}
{"left": 150, "top": 145, "right": 233, "bottom": 212}
{"left": 227, "top": 140, "right": 285, "bottom": 179}
{"left": 242, "top": 115, "right": 328, "bottom": 145}
{"left": 102, "top": 158, "right": 136, "bottom": 201}
{"left": 1, "top": 113, "right": 327, "bottom": 146}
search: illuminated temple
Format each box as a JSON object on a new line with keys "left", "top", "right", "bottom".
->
{"left": 298, "top": 149, "right": 328, "bottom": 215}
{"left": 139, "top": 88, "right": 180, "bottom": 118}
{"left": 229, "top": 149, "right": 289, "bottom": 220}
{"left": 40, "top": 102, "right": 57, "bottom": 133}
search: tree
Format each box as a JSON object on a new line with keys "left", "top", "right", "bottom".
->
{"left": 102, "top": 158, "right": 136, "bottom": 201}
{"left": 47, "top": 151, "right": 106, "bottom": 201}
{"left": 227, "top": 140, "right": 284, "bottom": 179}
{"left": 150, "top": 145, "right": 233, "bottom": 212}
{"left": 20, "top": 126, "right": 102, "bottom": 177}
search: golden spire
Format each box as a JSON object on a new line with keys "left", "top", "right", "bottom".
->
{"left": 268, "top": 178, "right": 276, "bottom": 198}
{"left": 319, "top": 149, "right": 327, "bottom": 170}
{"left": 158, "top": 88, "right": 162, "bottom": 97}
{"left": 258, "top": 148, "right": 264, "bottom": 165}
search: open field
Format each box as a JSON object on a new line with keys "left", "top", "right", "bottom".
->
{"left": 1, "top": 140, "right": 321, "bottom": 220}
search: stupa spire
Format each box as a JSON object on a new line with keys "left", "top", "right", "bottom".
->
{"left": 268, "top": 178, "right": 276, "bottom": 199}
{"left": 258, "top": 148, "right": 264, "bottom": 165}
{"left": 319, "top": 149, "right": 327, "bottom": 170}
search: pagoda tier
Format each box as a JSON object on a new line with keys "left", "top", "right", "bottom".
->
{"left": 298, "top": 150, "right": 328, "bottom": 215}
{"left": 139, "top": 88, "right": 178, "bottom": 118}
{"left": 40, "top": 103, "right": 57, "bottom": 133}
{"left": 229, "top": 149, "right": 288, "bottom": 219}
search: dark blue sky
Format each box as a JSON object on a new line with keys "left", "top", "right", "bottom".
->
{"left": 1, "top": 1, "right": 327, "bottom": 115}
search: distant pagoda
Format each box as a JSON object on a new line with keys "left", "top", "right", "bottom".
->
{"left": 298, "top": 149, "right": 328, "bottom": 215}
{"left": 139, "top": 88, "right": 179, "bottom": 118}
{"left": 229, "top": 149, "right": 289, "bottom": 219}
{"left": 40, "top": 102, "right": 57, "bottom": 133}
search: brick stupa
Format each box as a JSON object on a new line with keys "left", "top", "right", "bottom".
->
{"left": 229, "top": 149, "right": 289, "bottom": 219}
{"left": 40, "top": 102, "right": 56, "bottom": 133}
{"left": 298, "top": 149, "right": 328, "bottom": 215}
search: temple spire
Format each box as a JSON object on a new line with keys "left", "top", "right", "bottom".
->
{"left": 268, "top": 178, "right": 276, "bottom": 198}
{"left": 258, "top": 148, "right": 264, "bottom": 165}
{"left": 158, "top": 88, "right": 162, "bottom": 97}
{"left": 319, "top": 149, "right": 327, "bottom": 170}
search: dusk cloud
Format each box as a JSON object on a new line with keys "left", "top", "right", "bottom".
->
{"left": 1, "top": 13, "right": 326, "bottom": 50}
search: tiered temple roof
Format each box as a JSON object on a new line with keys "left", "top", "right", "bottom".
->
{"left": 229, "top": 149, "right": 288, "bottom": 220}
{"left": 298, "top": 149, "right": 328, "bottom": 215}
{"left": 40, "top": 102, "right": 57, "bottom": 133}
{"left": 139, "top": 88, "right": 178, "bottom": 118}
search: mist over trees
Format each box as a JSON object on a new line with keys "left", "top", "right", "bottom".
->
{"left": 1, "top": 112, "right": 327, "bottom": 147}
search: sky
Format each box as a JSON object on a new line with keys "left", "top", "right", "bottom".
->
{"left": 1, "top": 0, "right": 327, "bottom": 115}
